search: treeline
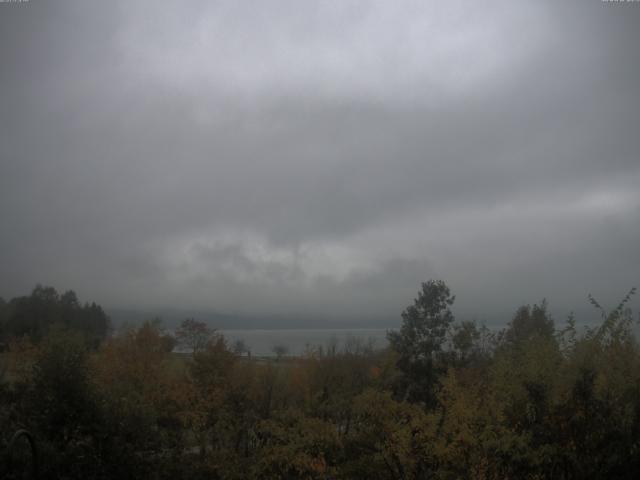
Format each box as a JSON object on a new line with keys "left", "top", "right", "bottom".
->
{"left": 0, "top": 285, "right": 110, "bottom": 346}
{"left": 0, "top": 281, "right": 639, "bottom": 479}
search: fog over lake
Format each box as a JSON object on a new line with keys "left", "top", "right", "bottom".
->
{"left": 220, "top": 329, "right": 391, "bottom": 357}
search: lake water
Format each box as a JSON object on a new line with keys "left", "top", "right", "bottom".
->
{"left": 219, "top": 328, "right": 392, "bottom": 357}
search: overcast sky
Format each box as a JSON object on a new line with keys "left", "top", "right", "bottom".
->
{"left": 1, "top": 0, "right": 639, "bottom": 326}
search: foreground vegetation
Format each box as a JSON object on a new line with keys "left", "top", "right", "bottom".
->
{"left": 1, "top": 282, "right": 639, "bottom": 479}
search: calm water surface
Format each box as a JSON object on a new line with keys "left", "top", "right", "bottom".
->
{"left": 219, "top": 328, "right": 392, "bottom": 357}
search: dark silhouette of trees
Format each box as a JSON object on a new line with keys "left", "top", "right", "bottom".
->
{"left": 0, "top": 285, "right": 109, "bottom": 345}
{"left": 501, "top": 299, "right": 554, "bottom": 347}
{"left": 387, "top": 279, "right": 455, "bottom": 405}
{"left": 1, "top": 281, "right": 639, "bottom": 479}
{"left": 175, "top": 318, "right": 214, "bottom": 354}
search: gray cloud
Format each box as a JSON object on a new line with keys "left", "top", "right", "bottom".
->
{"left": 1, "top": 0, "right": 639, "bottom": 325}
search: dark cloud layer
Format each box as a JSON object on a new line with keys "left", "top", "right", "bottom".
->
{"left": 1, "top": 0, "right": 639, "bottom": 325}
